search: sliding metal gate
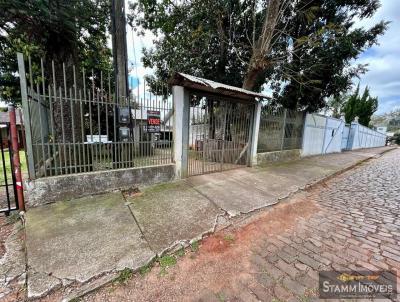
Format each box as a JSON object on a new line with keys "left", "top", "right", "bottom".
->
{"left": 188, "top": 93, "right": 254, "bottom": 176}
{"left": 0, "top": 123, "right": 18, "bottom": 214}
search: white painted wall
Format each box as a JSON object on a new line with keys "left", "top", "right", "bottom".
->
{"left": 301, "top": 113, "right": 344, "bottom": 156}
{"left": 347, "top": 123, "right": 387, "bottom": 150}
{"left": 341, "top": 125, "right": 350, "bottom": 150}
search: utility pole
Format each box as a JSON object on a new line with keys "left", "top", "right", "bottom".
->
{"left": 111, "top": 0, "right": 129, "bottom": 104}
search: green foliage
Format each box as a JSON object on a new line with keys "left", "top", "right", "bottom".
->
{"left": 158, "top": 255, "right": 177, "bottom": 275}
{"left": 342, "top": 84, "right": 378, "bottom": 126}
{"left": 223, "top": 234, "right": 235, "bottom": 242}
{"left": 114, "top": 268, "right": 133, "bottom": 284}
{"left": 129, "top": 0, "right": 387, "bottom": 112}
{"left": 0, "top": 0, "right": 112, "bottom": 103}
{"left": 159, "top": 255, "right": 177, "bottom": 268}
{"left": 343, "top": 84, "right": 361, "bottom": 124}
{"left": 190, "top": 240, "right": 200, "bottom": 252}
{"left": 175, "top": 247, "right": 185, "bottom": 257}
{"left": 139, "top": 263, "right": 153, "bottom": 276}
{"left": 394, "top": 133, "right": 400, "bottom": 145}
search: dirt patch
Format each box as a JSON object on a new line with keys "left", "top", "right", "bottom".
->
{"left": 63, "top": 190, "right": 320, "bottom": 302}
{"left": 0, "top": 215, "right": 15, "bottom": 258}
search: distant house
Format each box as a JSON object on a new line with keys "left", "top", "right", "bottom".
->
{"left": 0, "top": 108, "right": 24, "bottom": 149}
{"left": 376, "top": 126, "right": 387, "bottom": 134}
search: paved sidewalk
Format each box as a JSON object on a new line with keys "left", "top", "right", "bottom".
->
{"left": 19, "top": 146, "right": 396, "bottom": 299}
{"left": 83, "top": 147, "right": 400, "bottom": 302}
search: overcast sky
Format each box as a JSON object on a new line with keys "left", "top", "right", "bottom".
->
{"left": 125, "top": 0, "right": 400, "bottom": 114}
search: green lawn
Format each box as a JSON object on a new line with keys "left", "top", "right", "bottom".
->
{"left": 0, "top": 150, "right": 27, "bottom": 184}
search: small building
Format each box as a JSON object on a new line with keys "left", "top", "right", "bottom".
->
{"left": 0, "top": 108, "right": 24, "bottom": 149}
{"left": 376, "top": 126, "right": 387, "bottom": 134}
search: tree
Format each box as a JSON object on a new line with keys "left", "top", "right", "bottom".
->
{"left": 0, "top": 0, "right": 112, "bottom": 103}
{"left": 0, "top": 0, "right": 113, "bottom": 144}
{"left": 326, "top": 93, "right": 348, "bottom": 118}
{"left": 342, "top": 85, "right": 378, "bottom": 126}
{"left": 129, "top": 0, "right": 387, "bottom": 112}
{"left": 343, "top": 84, "right": 360, "bottom": 124}
{"left": 356, "top": 86, "right": 378, "bottom": 126}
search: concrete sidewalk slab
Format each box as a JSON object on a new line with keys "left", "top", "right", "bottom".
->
{"left": 186, "top": 174, "right": 277, "bottom": 216}
{"left": 127, "top": 182, "right": 222, "bottom": 255}
{"left": 25, "top": 192, "right": 155, "bottom": 298}
{"left": 187, "top": 147, "right": 397, "bottom": 216}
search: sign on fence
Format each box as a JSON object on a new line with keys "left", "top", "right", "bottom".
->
{"left": 146, "top": 110, "right": 161, "bottom": 133}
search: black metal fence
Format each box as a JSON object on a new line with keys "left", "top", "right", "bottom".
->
{"left": 257, "top": 106, "right": 305, "bottom": 153}
{"left": 18, "top": 53, "right": 173, "bottom": 179}
{"left": 0, "top": 123, "right": 18, "bottom": 214}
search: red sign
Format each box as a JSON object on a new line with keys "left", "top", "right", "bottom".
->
{"left": 147, "top": 110, "right": 161, "bottom": 133}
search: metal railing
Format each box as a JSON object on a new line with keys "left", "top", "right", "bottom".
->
{"left": 188, "top": 94, "right": 253, "bottom": 176}
{"left": 17, "top": 53, "right": 173, "bottom": 179}
{"left": 257, "top": 106, "right": 305, "bottom": 153}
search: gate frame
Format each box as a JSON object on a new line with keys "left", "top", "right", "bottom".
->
{"left": 0, "top": 123, "right": 19, "bottom": 214}
{"left": 172, "top": 77, "right": 264, "bottom": 179}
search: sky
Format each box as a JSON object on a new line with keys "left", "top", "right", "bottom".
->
{"left": 354, "top": 0, "right": 400, "bottom": 114}
{"left": 125, "top": 0, "right": 400, "bottom": 114}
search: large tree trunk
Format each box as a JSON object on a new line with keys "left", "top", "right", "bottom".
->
{"left": 242, "top": 0, "right": 283, "bottom": 91}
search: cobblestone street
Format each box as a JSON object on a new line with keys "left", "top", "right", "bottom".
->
{"left": 44, "top": 148, "right": 400, "bottom": 302}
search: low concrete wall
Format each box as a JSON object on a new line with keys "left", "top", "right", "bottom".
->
{"left": 24, "top": 164, "right": 175, "bottom": 207}
{"left": 256, "top": 149, "right": 301, "bottom": 165}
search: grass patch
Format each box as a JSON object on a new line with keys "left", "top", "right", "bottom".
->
{"left": 190, "top": 240, "right": 200, "bottom": 252}
{"left": 159, "top": 255, "right": 177, "bottom": 268}
{"left": 223, "top": 234, "right": 235, "bottom": 242}
{"left": 158, "top": 255, "right": 177, "bottom": 276}
{"left": 216, "top": 292, "right": 226, "bottom": 302}
{"left": 0, "top": 150, "right": 27, "bottom": 184}
{"left": 6, "top": 212, "right": 20, "bottom": 224}
{"left": 175, "top": 247, "right": 185, "bottom": 257}
{"left": 139, "top": 263, "right": 152, "bottom": 276}
{"left": 114, "top": 268, "right": 133, "bottom": 284}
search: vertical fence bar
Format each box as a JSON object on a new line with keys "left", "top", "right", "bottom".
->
{"left": 36, "top": 81, "right": 47, "bottom": 177}
{"left": 17, "top": 53, "right": 35, "bottom": 179}
{"left": 280, "top": 108, "right": 287, "bottom": 151}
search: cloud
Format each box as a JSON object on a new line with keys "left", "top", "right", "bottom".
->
{"left": 123, "top": 0, "right": 399, "bottom": 113}
{"left": 354, "top": 0, "right": 400, "bottom": 114}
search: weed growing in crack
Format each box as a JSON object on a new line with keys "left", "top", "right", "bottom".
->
{"left": 223, "top": 234, "right": 235, "bottom": 242}
{"left": 190, "top": 240, "right": 199, "bottom": 252}
{"left": 139, "top": 263, "right": 153, "bottom": 276}
{"left": 114, "top": 268, "right": 133, "bottom": 284}
{"left": 175, "top": 247, "right": 185, "bottom": 257}
{"left": 159, "top": 255, "right": 177, "bottom": 276}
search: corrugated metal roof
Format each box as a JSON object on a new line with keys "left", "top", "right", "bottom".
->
{"left": 172, "top": 73, "right": 269, "bottom": 100}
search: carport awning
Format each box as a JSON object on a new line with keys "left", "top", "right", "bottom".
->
{"left": 169, "top": 72, "right": 270, "bottom": 102}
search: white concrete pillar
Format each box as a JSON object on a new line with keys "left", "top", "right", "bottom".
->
{"left": 248, "top": 102, "right": 262, "bottom": 167}
{"left": 173, "top": 86, "right": 190, "bottom": 178}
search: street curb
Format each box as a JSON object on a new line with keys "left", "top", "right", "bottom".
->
{"left": 61, "top": 147, "right": 398, "bottom": 301}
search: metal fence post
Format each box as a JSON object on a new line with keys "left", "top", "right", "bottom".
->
{"left": 9, "top": 105, "right": 25, "bottom": 211}
{"left": 17, "top": 53, "right": 35, "bottom": 180}
{"left": 280, "top": 109, "right": 287, "bottom": 151}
